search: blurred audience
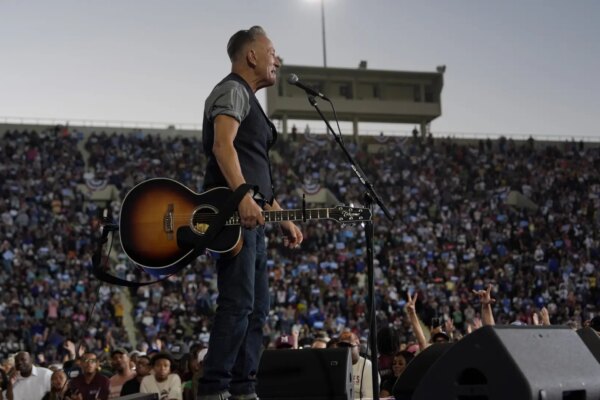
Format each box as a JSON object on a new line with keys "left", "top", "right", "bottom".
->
{"left": 1, "top": 127, "right": 599, "bottom": 399}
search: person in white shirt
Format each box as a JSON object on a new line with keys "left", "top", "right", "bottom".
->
{"left": 337, "top": 331, "right": 379, "bottom": 399}
{"left": 140, "top": 352, "right": 182, "bottom": 400}
{"left": 6, "top": 351, "right": 52, "bottom": 400}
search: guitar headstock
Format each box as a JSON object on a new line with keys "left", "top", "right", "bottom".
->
{"left": 329, "top": 206, "right": 372, "bottom": 223}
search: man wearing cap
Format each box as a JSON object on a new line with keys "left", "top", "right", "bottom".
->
{"left": 430, "top": 332, "right": 451, "bottom": 344}
{"left": 108, "top": 348, "right": 135, "bottom": 399}
{"left": 337, "top": 331, "right": 378, "bottom": 399}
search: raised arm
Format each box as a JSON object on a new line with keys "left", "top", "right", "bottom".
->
{"left": 406, "top": 292, "right": 429, "bottom": 351}
{"left": 2, "top": 369, "right": 15, "bottom": 400}
{"left": 535, "top": 307, "right": 551, "bottom": 326}
{"left": 472, "top": 284, "right": 496, "bottom": 326}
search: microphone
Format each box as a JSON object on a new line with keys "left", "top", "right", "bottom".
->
{"left": 287, "top": 74, "right": 330, "bottom": 101}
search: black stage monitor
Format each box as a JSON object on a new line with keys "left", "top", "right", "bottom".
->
{"left": 257, "top": 348, "right": 353, "bottom": 400}
{"left": 392, "top": 343, "right": 453, "bottom": 400}
{"left": 413, "top": 326, "right": 600, "bottom": 400}
{"left": 116, "top": 393, "right": 159, "bottom": 400}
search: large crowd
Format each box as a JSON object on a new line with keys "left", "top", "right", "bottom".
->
{"left": 1, "top": 125, "right": 600, "bottom": 398}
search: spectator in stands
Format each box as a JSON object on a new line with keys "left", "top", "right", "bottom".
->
{"left": 120, "top": 354, "right": 151, "bottom": 396}
{"left": 472, "top": 284, "right": 496, "bottom": 326}
{"left": 182, "top": 347, "right": 207, "bottom": 400}
{"left": 431, "top": 331, "right": 451, "bottom": 344}
{"left": 140, "top": 352, "right": 182, "bottom": 400}
{"left": 0, "top": 368, "right": 12, "bottom": 400}
{"left": 405, "top": 292, "right": 428, "bottom": 351}
{"left": 68, "top": 352, "right": 110, "bottom": 400}
{"left": 338, "top": 331, "right": 378, "bottom": 399}
{"left": 108, "top": 348, "right": 135, "bottom": 399}
{"left": 377, "top": 326, "right": 399, "bottom": 383}
{"left": 379, "top": 350, "right": 414, "bottom": 398}
{"left": 9, "top": 351, "right": 52, "bottom": 400}
{"left": 2, "top": 126, "right": 600, "bottom": 392}
{"left": 128, "top": 351, "right": 144, "bottom": 371}
{"left": 42, "top": 369, "right": 68, "bottom": 400}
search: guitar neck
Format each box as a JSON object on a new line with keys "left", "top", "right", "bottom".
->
{"left": 227, "top": 208, "right": 332, "bottom": 225}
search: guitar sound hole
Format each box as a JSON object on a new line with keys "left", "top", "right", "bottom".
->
{"left": 191, "top": 206, "right": 217, "bottom": 235}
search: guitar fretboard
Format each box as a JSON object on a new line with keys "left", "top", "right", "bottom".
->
{"left": 227, "top": 208, "right": 331, "bottom": 225}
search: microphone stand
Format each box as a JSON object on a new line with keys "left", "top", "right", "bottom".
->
{"left": 307, "top": 95, "right": 393, "bottom": 400}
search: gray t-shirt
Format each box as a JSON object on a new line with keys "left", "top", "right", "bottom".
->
{"left": 202, "top": 75, "right": 275, "bottom": 201}
{"left": 204, "top": 80, "right": 251, "bottom": 123}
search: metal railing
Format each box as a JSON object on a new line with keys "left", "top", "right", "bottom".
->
{"left": 1, "top": 116, "right": 598, "bottom": 142}
{"left": 0, "top": 116, "right": 202, "bottom": 131}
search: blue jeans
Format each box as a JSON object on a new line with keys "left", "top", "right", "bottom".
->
{"left": 198, "top": 226, "right": 269, "bottom": 398}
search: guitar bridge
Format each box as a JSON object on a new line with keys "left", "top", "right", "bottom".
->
{"left": 164, "top": 203, "right": 174, "bottom": 240}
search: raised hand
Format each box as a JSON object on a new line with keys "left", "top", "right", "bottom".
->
{"left": 9, "top": 367, "right": 18, "bottom": 385}
{"left": 444, "top": 318, "right": 455, "bottom": 334}
{"left": 466, "top": 322, "right": 473, "bottom": 335}
{"left": 540, "top": 307, "right": 551, "bottom": 326}
{"left": 405, "top": 291, "right": 428, "bottom": 351}
{"left": 64, "top": 340, "right": 77, "bottom": 359}
{"left": 406, "top": 292, "right": 418, "bottom": 315}
{"left": 472, "top": 284, "right": 496, "bottom": 305}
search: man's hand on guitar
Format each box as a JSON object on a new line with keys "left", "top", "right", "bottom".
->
{"left": 239, "top": 194, "right": 265, "bottom": 229}
{"left": 281, "top": 220, "right": 303, "bottom": 249}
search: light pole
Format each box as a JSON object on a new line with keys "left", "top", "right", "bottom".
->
{"left": 321, "top": 0, "right": 327, "bottom": 67}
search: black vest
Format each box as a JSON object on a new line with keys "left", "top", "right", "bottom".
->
{"left": 202, "top": 73, "right": 277, "bottom": 203}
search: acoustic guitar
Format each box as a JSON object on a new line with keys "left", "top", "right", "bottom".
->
{"left": 119, "top": 178, "right": 371, "bottom": 273}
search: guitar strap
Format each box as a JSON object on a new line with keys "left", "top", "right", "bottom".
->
{"left": 91, "top": 183, "right": 257, "bottom": 288}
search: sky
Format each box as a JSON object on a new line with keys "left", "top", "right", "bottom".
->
{"left": 1, "top": 0, "right": 599, "bottom": 139}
